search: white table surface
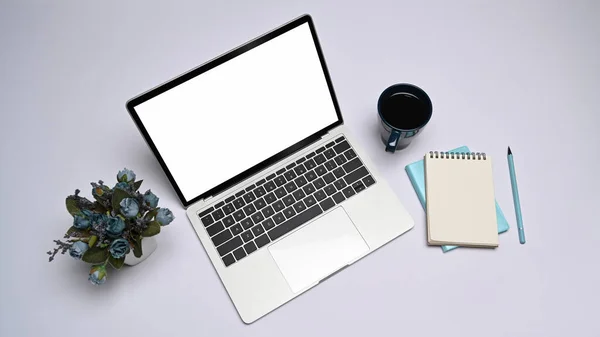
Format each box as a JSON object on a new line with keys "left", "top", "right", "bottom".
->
{"left": 1, "top": 1, "right": 599, "bottom": 336}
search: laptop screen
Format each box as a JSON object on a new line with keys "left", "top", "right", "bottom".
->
{"left": 134, "top": 22, "right": 339, "bottom": 203}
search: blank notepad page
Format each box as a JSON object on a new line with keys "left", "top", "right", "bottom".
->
{"left": 424, "top": 152, "right": 499, "bottom": 247}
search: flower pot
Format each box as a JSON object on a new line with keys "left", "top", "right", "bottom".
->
{"left": 124, "top": 236, "right": 157, "bottom": 266}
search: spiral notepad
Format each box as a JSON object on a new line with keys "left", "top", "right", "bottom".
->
{"left": 425, "top": 151, "right": 499, "bottom": 248}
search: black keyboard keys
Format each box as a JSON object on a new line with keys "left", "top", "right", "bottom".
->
{"left": 206, "top": 221, "right": 224, "bottom": 236}
{"left": 264, "top": 192, "right": 277, "bottom": 204}
{"left": 334, "top": 154, "right": 347, "bottom": 165}
{"left": 274, "top": 175, "right": 287, "bottom": 186}
{"left": 264, "top": 181, "right": 276, "bottom": 192}
{"left": 304, "top": 195, "right": 317, "bottom": 207}
{"left": 268, "top": 205, "right": 323, "bottom": 241}
{"left": 200, "top": 214, "right": 214, "bottom": 227}
{"left": 334, "top": 179, "right": 347, "bottom": 190}
{"left": 305, "top": 170, "right": 317, "bottom": 181}
{"left": 262, "top": 218, "right": 275, "bottom": 231}
{"left": 231, "top": 224, "right": 243, "bottom": 236}
{"left": 212, "top": 229, "right": 232, "bottom": 247}
{"left": 345, "top": 149, "right": 357, "bottom": 160}
{"left": 333, "top": 167, "right": 345, "bottom": 178}
{"left": 217, "top": 236, "right": 243, "bottom": 256}
{"left": 243, "top": 192, "right": 256, "bottom": 203}
{"left": 283, "top": 207, "right": 296, "bottom": 218}
{"left": 303, "top": 183, "right": 316, "bottom": 195}
{"left": 222, "top": 254, "right": 235, "bottom": 267}
{"left": 314, "top": 154, "right": 326, "bottom": 165}
{"left": 223, "top": 203, "right": 235, "bottom": 215}
{"left": 343, "top": 158, "right": 363, "bottom": 174}
{"left": 254, "top": 186, "right": 266, "bottom": 197}
{"left": 262, "top": 205, "right": 275, "bottom": 218}
{"left": 353, "top": 181, "right": 366, "bottom": 193}
{"left": 233, "top": 198, "right": 245, "bottom": 209}
{"left": 241, "top": 218, "right": 253, "bottom": 230}
{"left": 332, "top": 192, "right": 345, "bottom": 204}
{"left": 251, "top": 223, "right": 265, "bottom": 236}
{"left": 314, "top": 178, "right": 325, "bottom": 190}
{"left": 282, "top": 195, "right": 295, "bottom": 206}
{"left": 320, "top": 197, "right": 335, "bottom": 211}
{"left": 324, "top": 148, "right": 336, "bottom": 159}
{"left": 345, "top": 167, "right": 369, "bottom": 185}
{"left": 251, "top": 212, "right": 264, "bottom": 224}
{"left": 363, "top": 175, "right": 375, "bottom": 187}
{"left": 315, "top": 165, "right": 327, "bottom": 176}
{"left": 342, "top": 186, "right": 356, "bottom": 198}
{"left": 243, "top": 204, "right": 256, "bottom": 216}
{"left": 241, "top": 230, "right": 254, "bottom": 242}
{"left": 324, "top": 184, "right": 337, "bottom": 196}
{"left": 304, "top": 159, "right": 316, "bottom": 170}
{"left": 273, "top": 212, "right": 285, "bottom": 224}
{"left": 324, "top": 172, "right": 335, "bottom": 184}
{"left": 292, "top": 189, "right": 305, "bottom": 201}
{"left": 253, "top": 197, "right": 266, "bottom": 210}
{"left": 244, "top": 241, "right": 257, "bottom": 254}
{"left": 324, "top": 160, "right": 337, "bottom": 171}
{"left": 255, "top": 234, "right": 271, "bottom": 248}
{"left": 212, "top": 209, "right": 224, "bottom": 221}
{"left": 333, "top": 141, "right": 350, "bottom": 154}
{"left": 222, "top": 215, "right": 235, "bottom": 227}
{"left": 314, "top": 190, "right": 327, "bottom": 201}
{"left": 273, "top": 200, "right": 285, "bottom": 212}
{"left": 293, "top": 201, "right": 307, "bottom": 213}
{"left": 294, "top": 175, "right": 307, "bottom": 187}
{"left": 284, "top": 170, "right": 297, "bottom": 181}
{"left": 284, "top": 181, "right": 297, "bottom": 193}
{"left": 233, "top": 209, "right": 245, "bottom": 222}
{"left": 274, "top": 187, "right": 286, "bottom": 198}
{"left": 294, "top": 164, "right": 306, "bottom": 176}
{"left": 233, "top": 247, "right": 246, "bottom": 261}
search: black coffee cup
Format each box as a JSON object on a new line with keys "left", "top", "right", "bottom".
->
{"left": 378, "top": 83, "right": 433, "bottom": 152}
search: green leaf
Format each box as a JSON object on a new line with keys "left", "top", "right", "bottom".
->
{"left": 93, "top": 201, "right": 107, "bottom": 214}
{"left": 66, "top": 198, "right": 80, "bottom": 216}
{"left": 111, "top": 188, "right": 132, "bottom": 213}
{"left": 133, "top": 180, "right": 143, "bottom": 191}
{"left": 66, "top": 226, "right": 88, "bottom": 236}
{"left": 144, "top": 209, "right": 158, "bottom": 220}
{"left": 142, "top": 221, "right": 161, "bottom": 237}
{"left": 132, "top": 238, "right": 143, "bottom": 258}
{"left": 108, "top": 255, "right": 125, "bottom": 269}
{"left": 82, "top": 246, "right": 109, "bottom": 264}
{"left": 88, "top": 235, "right": 98, "bottom": 248}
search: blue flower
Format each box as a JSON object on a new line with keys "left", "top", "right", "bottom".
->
{"left": 119, "top": 198, "right": 139, "bottom": 218}
{"left": 117, "top": 168, "right": 136, "bottom": 183}
{"left": 156, "top": 208, "right": 174, "bottom": 226}
{"left": 114, "top": 182, "right": 130, "bottom": 191}
{"left": 109, "top": 238, "right": 130, "bottom": 259}
{"left": 143, "top": 190, "right": 159, "bottom": 208}
{"left": 69, "top": 241, "right": 89, "bottom": 260}
{"left": 106, "top": 216, "right": 125, "bottom": 237}
{"left": 73, "top": 214, "right": 91, "bottom": 229}
{"left": 88, "top": 265, "right": 107, "bottom": 285}
{"left": 91, "top": 213, "right": 108, "bottom": 226}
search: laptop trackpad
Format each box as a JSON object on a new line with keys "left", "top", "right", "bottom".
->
{"left": 268, "top": 207, "right": 369, "bottom": 293}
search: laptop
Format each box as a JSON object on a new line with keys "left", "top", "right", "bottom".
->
{"left": 126, "top": 14, "right": 414, "bottom": 323}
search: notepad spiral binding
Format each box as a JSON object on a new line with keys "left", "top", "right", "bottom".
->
{"left": 429, "top": 151, "right": 487, "bottom": 160}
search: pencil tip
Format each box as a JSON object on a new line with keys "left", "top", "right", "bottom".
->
{"left": 507, "top": 146, "right": 512, "bottom": 155}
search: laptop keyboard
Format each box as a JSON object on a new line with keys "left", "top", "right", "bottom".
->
{"left": 197, "top": 136, "right": 376, "bottom": 267}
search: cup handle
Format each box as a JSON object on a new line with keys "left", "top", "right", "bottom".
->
{"left": 385, "top": 130, "right": 402, "bottom": 153}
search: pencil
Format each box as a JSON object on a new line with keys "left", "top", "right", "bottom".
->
{"left": 507, "top": 146, "right": 525, "bottom": 244}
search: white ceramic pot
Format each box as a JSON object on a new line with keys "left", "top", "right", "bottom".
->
{"left": 124, "top": 236, "right": 158, "bottom": 266}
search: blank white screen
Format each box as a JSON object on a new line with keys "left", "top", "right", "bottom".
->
{"left": 135, "top": 23, "right": 338, "bottom": 202}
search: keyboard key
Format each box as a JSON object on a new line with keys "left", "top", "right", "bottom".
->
{"left": 233, "top": 209, "right": 245, "bottom": 221}
{"left": 241, "top": 218, "right": 253, "bottom": 230}
{"left": 326, "top": 141, "right": 335, "bottom": 148}
{"left": 334, "top": 154, "right": 347, "bottom": 165}
{"left": 215, "top": 201, "right": 225, "bottom": 208}
{"left": 198, "top": 207, "right": 214, "bottom": 218}
{"left": 324, "top": 149, "right": 336, "bottom": 159}
{"left": 231, "top": 224, "right": 243, "bottom": 236}
{"left": 304, "top": 159, "right": 316, "bottom": 170}
{"left": 235, "top": 190, "right": 245, "bottom": 197}
{"left": 306, "top": 152, "right": 316, "bottom": 158}
{"left": 253, "top": 197, "right": 266, "bottom": 210}
{"left": 241, "top": 230, "right": 254, "bottom": 242}
{"left": 292, "top": 189, "right": 306, "bottom": 201}
{"left": 324, "top": 160, "right": 337, "bottom": 171}
{"left": 324, "top": 184, "right": 337, "bottom": 196}
{"left": 314, "top": 190, "right": 327, "bottom": 201}
{"left": 233, "top": 247, "right": 246, "bottom": 261}
{"left": 207, "top": 221, "right": 225, "bottom": 236}
{"left": 245, "top": 184, "right": 256, "bottom": 192}
{"left": 254, "top": 186, "right": 266, "bottom": 197}
{"left": 363, "top": 175, "right": 375, "bottom": 187}
{"left": 294, "top": 175, "right": 307, "bottom": 187}
{"left": 274, "top": 187, "right": 286, "bottom": 198}
{"left": 255, "top": 178, "right": 266, "bottom": 186}
{"left": 282, "top": 195, "right": 295, "bottom": 206}
{"left": 315, "top": 165, "right": 327, "bottom": 176}
{"left": 262, "top": 218, "right": 275, "bottom": 231}
{"left": 343, "top": 158, "right": 363, "bottom": 174}
{"left": 264, "top": 181, "right": 276, "bottom": 192}
{"left": 283, "top": 207, "right": 296, "bottom": 218}
{"left": 218, "top": 236, "right": 243, "bottom": 256}
{"left": 345, "top": 149, "right": 357, "bottom": 160}
{"left": 233, "top": 198, "right": 245, "bottom": 209}
{"left": 303, "top": 183, "right": 316, "bottom": 195}
{"left": 284, "top": 170, "right": 297, "bottom": 181}
{"left": 314, "top": 178, "right": 325, "bottom": 189}
{"left": 296, "top": 157, "right": 306, "bottom": 164}
{"left": 273, "top": 200, "right": 285, "bottom": 212}
{"left": 264, "top": 192, "right": 277, "bottom": 204}
{"left": 294, "top": 165, "right": 306, "bottom": 176}
{"left": 284, "top": 181, "right": 297, "bottom": 193}
{"left": 323, "top": 172, "right": 335, "bottom": 184}
{"left": 212, "top": 209, "right": 224, "bottom": 221}
{"left": 335, "top": 136, "right": 345, "bottom": 143}
{"left": 342, "top": 186, "right": 356, "bottom": 198}
{"left": 304, "top": 195, "right": 317, "bottom": 207}
{"left": 251, "top": 212, "right": 264, "bottom": 224}
{"left": 268, "top": 205, "right": 323, "bottom": 241}
{"left": 344, "top": 167, "right": 369, "bottom": 185}
{"left": 276, "top": 168, "right": 286, "bottom": 175}
{"left": 286, "top": 162, "right": 296, "bottom": 170}
{"left": 320, "top": 197, "right": 335, "bottom": 211}
{"left": 200, "top": 214, "right": 214, "bottom": 227}
{"left": 353, "top": 181, "right": 366, "bottom": 193}
{"left": 334, "top": 179, "right": 347, "bottom": 190}
{"left": 316, "top": 146, "right": 326, "bottom": 153}
{"left": 333, "top": 141, "right": 350, "bottom": 154}
{"left": 223, "top": 203, "right": 235, "bottom": 215}
{"left": 244, "top": 241, "right": 257, "bottom": 254}
{"left": 332, "top": 192, "right": 345, "bottom": 204}
{"left": 266, "top": 173, "right": 276, "bottom": 180}
{"left": 222, "top": 215, "right": 235, "bottom": 227}
{"left": 314, "top": 154, "right": 326, "bottom": 165}
{"left": 293, "top": 201, "right": 307, "bottom": 213}
{"left": 273, "top": 212, "right": 285, "bottom": 224}
{"left": 274, "top": 175, "right": 287, "bottom": 186}
{"left": 243, "top": 192, "right": 256, "bottom": 203}
{"left": 243, "top": 204, "right": 256, "bottom": 216}
{"left": 305, "top": 170, "right": 317, "bottom": 181}
{"left": 255, "top": 234, "right": 271, "bottom": 248}
{"left": 262, "top": 205, "right": 274, "bottom": 218}
{"left": 252, "top": 224, "right": 265, "bottom": 236}
{"left": 333, "top": 167, "right": 345, "bottom": 178}
{"left": 212, "top": 229, "right": 232, "bottom": 247}
{"left": 222, "top": 254, "right": 235, "bottom": 266}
